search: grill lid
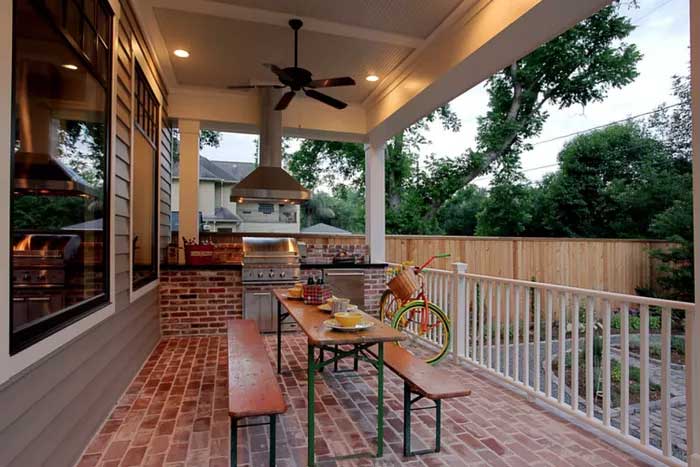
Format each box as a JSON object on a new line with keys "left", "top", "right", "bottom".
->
{"left": 242, "top": 237, "right": 299, "bottom": 264}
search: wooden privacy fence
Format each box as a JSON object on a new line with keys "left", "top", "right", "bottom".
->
{"left": 200, "top": 232, "right": 672, "bottom": 296}
{"left": 386, "top": 236, "right": 673, "bottom": 296}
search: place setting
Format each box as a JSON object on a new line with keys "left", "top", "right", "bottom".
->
{"left": 321, "top": 296, "right": 375, "bottom": 332}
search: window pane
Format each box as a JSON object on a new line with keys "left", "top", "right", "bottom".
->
{"left": 11, "top": 1, "right": 109, "bottom": 352}
{"left": 65, "top": 0, "right": 82, "bottom": 46}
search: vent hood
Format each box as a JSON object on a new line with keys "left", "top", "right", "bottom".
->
{"left": 14, "top": 151, "right": 99, "bottom": 198}
{"left": 231, "top": 89, "right": 311, "bottom": 204}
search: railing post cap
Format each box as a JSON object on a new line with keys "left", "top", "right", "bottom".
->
{"left": 452, "top": 262, "right": 468, "bottom": 273}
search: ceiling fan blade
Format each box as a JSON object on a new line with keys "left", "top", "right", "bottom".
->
{"left": 304, "top": 89, "right": 347, "bottom": 110}
{"left": 263, "top": 63, "right": 294, "bottom": 83}
{"left": 227, "top": 84, "right": 285, "bottom": 90}
{"left": 275, "top": 91, "right": 296, "bottom": 110}
{"left": 227, "top": 85, "right": 257, "bottom": 90}
{"left": 308, "top": 77, "right": 356, "bottom": 88}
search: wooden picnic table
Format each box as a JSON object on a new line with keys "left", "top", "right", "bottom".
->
{"left": 274, "top": 289, "right": 405, "bottom": 466}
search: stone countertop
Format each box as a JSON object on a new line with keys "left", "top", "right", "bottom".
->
{"left": 161, "top": 262, "right": 386, "bottom": 271}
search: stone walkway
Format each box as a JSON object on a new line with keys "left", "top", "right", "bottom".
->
{"left": 75, "top": 334, "right": 657, "bottom": 467}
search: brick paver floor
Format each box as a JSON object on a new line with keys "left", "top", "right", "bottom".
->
{"left": 76, "top": 334, "right": 655, "bottom": 467}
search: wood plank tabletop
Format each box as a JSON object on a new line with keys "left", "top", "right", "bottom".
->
{"left": 274, "top": 290, "right": 406, "bottom": 346}
{"left": 227, "top": 319, "right": 287, "bottom": 418}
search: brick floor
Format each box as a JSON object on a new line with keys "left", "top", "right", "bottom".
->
{"left": 76, "top": 335, "right": 654, "bottom": 467}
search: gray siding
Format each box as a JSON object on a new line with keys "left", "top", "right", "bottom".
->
{"left": 0, "top": 5, "right": 171, "bottom": 467}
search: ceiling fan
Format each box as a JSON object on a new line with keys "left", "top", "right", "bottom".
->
{"left": 227, "top": 18, "right": 356, "bottom": 110}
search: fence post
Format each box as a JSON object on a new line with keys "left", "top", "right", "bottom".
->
{"left": 452, "top": 263, "right": 468, "bottom": 359}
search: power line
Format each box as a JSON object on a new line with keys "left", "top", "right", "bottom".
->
{"left": 631, "top": 0, "right": 677, "bottom": 25}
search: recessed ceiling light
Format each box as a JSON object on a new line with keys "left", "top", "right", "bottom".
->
{"left": 61, "top": 64, "right": 78, "bottom": 71}
{"left": 366, "top": 74, "right": 379, "bottom": 82}
{"left": 173, "top": 49, "right": 190, "bottom": 58}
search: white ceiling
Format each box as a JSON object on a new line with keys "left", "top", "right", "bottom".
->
{"left": 140, "top": 0, "right": 479, "bottom": 105}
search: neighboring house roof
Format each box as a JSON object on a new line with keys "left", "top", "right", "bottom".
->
{"left": 173, "top": 156, "right": 255, "bottom": 182}
{"left": 202, "top": 207, "right": 242, "bottom": 224}
{"left": 301, "top": 223, "right": 352, "bottom": 235}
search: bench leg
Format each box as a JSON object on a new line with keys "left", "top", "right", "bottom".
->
{"left": 230, "top": 418, "right": 238, "bottom": 467}
{"left": 403, "top": 381, "right": 411, "bottom": 457}
{"left": 435, "top": 400, "right": 442, "bottom": 453}
{"left": 269, "top": 415, "right": 277, "bottom": 466}
{"left": 333, "top": 345, "right": 339, "bottom": 372}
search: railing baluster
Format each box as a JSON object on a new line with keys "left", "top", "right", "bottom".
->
{"left": 558, "top": 292, "right": 566, "bottom": 403}
{"left": 472, "top": 280, "right": 478, "bottom": 362}
{"left": 534, "top": 288, "right": 541, "bottom": 393}
{"left": 524, "top": 287, "right": 531, "bottom": 388}
{"left": 496, "top": 283, "right": 502, "bottom": 374}
{"left": 602, "top": 299, "right": 611, "bottom": 426}
{"left": 464, "top": 277, "right": 471, "bottom": 360}
{"left": 572, "top": 295, "right": 580, "bottom": 412}
{"left": 661, "top": 307, "right": 672, "bottom": 457}
{"left": 514, "top": 286, "right": 521, "bottom": 383}
{"left": 479, "top": 280, "right": 485, "bottom": 365}
{"left": 545, "top": 290, "right": 553, "bottom": 398}
{"left": 487, "top": 281, "right": 493, "bottom": 369}
{"left": 640, "top": 304, "right": 650, "bottom": 445}
{"left": 620, "top": 303, "right": 630, "bottom": 435}
{"left": 505, "top": 285, "right": 511, "bottom": 379}
{"left": 586, "top": 296, "right": 595, "bottom": 419}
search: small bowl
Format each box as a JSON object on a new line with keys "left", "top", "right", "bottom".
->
{"left": 334, "top": 311, "right": 363, "bottom": 328}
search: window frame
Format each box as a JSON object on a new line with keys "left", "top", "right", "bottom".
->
{"left": 130, "top": 61, "right": 160, "bottom": 294}
{"left": 8, "top": 0, "right": 114, "bottom": 355}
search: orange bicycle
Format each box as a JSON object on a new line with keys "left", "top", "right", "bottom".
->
{"left": 380, "top": 254, "right": 451, "bottom": 364}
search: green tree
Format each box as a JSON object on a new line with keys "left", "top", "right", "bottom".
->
{"left": 437, "top": 186, "right": 487, "bottom": 235}
{"left": 464, "top": 4, "right": 641, "bottom": 181}
{"left": 171, "top": 129, "right": 222, "bottom": 162}
{"left": 475, "top": 172, "right": 534, "bottom": 236}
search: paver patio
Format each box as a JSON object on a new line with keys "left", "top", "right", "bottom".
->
{"left": 76, "top": 334, "right": 656, "bottom": 467}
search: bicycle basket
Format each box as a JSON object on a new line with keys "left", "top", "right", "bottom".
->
{"left": 387, "top": 268, "right": 419, "bottom": 300}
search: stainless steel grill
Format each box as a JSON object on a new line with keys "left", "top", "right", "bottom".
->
{"left": 241, "top": 237, "right": 300, "bottom": 284}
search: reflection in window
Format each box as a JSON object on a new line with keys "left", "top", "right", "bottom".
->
{"left": 10, "top": 0, "right": 111, "bottom": 353}
{"left": 132, "top": 65, "right": 159, "bottom": 289}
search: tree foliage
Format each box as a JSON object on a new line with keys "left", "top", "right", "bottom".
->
{"left": 171, "top": 129, "right": 222, "bottom": 162}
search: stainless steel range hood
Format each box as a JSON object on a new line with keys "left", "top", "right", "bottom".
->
{"left": 231, "top": 89, "right": 311, "bottom": 204}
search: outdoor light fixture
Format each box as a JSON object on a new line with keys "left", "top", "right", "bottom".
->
{"left": 61, "top": 64, "right": 78, "bottom": 70}
{"left": 366, "top": 74, "right": 379, "bottom": 82}
{"left": 173, "top": 49, "right": 190, "bottom": 58}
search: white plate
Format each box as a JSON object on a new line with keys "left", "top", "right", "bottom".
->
{"left": 323, "top": 318, "right": 374, "bottom": 332}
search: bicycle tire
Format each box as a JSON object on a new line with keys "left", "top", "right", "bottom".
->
{"left": 391, "top": 300, "right": 451, "bottom": 365}
{"left": 379, "top": 289, "right": 400, "bottom": 323}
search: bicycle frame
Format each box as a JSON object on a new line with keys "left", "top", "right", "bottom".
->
{"left": 396, "top": 254, "right": 450, "bottom": 334}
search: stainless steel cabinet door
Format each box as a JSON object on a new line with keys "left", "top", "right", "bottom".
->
{"left": 324, "top": 270, "right": 365, "bottom": 308}
{"left": 244, "top": 291, "right": 273, "bottom": 332}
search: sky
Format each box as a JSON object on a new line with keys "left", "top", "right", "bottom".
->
{"left": 201, "top": 0, "right": 691, "bottom": 189}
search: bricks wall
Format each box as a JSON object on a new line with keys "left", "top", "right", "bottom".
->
{"left": 303, "top": 243, "right": 369, "bottom": 264}
{"left": 160, "top": 270, "right": 242, "bottom": 336}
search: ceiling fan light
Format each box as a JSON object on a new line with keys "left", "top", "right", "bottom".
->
{"left": 366, "top": 74, "right": 379, "bottom": 82}
{"left": 173, "top": 49, "right": 190, "bottom": 58}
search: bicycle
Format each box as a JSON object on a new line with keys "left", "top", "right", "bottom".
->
{"left": 380, "top": 254, "right": 452, "bottom": 364}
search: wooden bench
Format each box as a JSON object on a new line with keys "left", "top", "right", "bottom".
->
{"left": 227, "top": 319, "right": 287, "bottom": 467}
{"left": 371, "top": 343, "right": 471, "bottom": 457}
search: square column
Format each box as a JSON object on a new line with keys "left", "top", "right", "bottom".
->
{"left": 688, "top": 0, "right": 700, "bottom": 465}
{"left": 178, "top": 119, "right": 200, "bottom": 263}
{"left": 365, "top": 143, "right": 386, "bottom": 263}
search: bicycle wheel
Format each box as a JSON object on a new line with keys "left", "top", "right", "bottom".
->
{"left": 379, "top": 289, "right": 400, "bottom": 323}
{"left": 391, "top": 300, "right": 451, "bottom": 365}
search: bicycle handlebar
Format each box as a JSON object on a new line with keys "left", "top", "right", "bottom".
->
{"left": 416, "top": 253, "right": 451, "bottom": 272}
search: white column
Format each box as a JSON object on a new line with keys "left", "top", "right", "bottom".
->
{"left": 688, "top": 0, "right": 700, "bottom": 464}
{"left": 364, "top": 142, "right": 386, "bottom": 263}
{"left": 178, "top": 119, "right": 200, "bottom": 262}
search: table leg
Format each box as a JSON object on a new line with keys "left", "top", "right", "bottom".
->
{"left": 308, "top": 343, "right": 316, "bottom": 466}
{"left": 377, "top": 342, "right": 384, "bottom": 458}
{"left": 277, "top": 300, "right": 282, "bottom": 374}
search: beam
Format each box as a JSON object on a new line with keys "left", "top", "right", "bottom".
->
{"left": 178, "top": 119, "right": 200, "bottom": 261}
{"left": 365, "top": 0, "right": 611, "bottom": 144}
{"left": 169, "top": 86, "right": 368, "bottom": 143}
{"left": 148, "top": 0, "right": 424, "bottom": 48}
{"left": 129, "top": 0, "right": 178, "bottom": 90}
{"left": 365, "top": 143, "right": 386, "bottom": 263}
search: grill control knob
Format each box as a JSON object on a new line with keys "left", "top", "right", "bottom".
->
{"left": 257, "top": 272, "right": 264, "bottom": 278}
{"left": 23, "top": 273, "right": 31, "bottom": 281}
{"left": 279, "top": 271, "right": 286, "bottom": 278}
{"left": 269, "top": 271, "right": 275, "bottom": 278}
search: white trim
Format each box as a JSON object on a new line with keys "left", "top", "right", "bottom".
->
{"left": 0, "top": 3, "right": 118, "bottom": 385}
{"left": 129, "top": 44, "right": 162, "bottom": 303}
{"left": 148, "top": 0, "right": 424, "bottom": 48}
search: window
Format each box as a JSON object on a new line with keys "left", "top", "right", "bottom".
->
{"left": 132, "top": 65, "right": 159, "bottom": 289}
{"left": 10, "top": 0, "right": 112, "bottom": 353}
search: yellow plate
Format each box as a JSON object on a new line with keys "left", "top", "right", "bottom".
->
{"left": 323, "top": 318, "right": 374, "bottom": 332}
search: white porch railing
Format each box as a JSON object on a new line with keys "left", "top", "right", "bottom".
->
{"left": 386, "top": 262, "right": 694, "bottom": 466}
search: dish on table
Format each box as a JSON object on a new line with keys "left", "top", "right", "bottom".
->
{"left": 318, "top": 303, "right": 358, "bottom": 313}
{"left": 323, "top": 318, "right": 374, "bottom": 332}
